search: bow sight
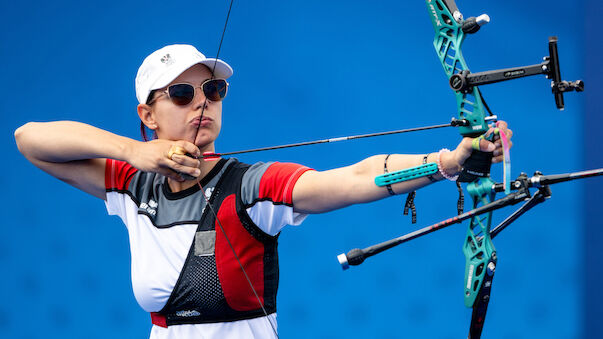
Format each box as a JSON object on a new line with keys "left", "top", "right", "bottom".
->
{"left": 430, "top": 0, "right": 584, "bottom": 112}
{"left": 449, "top": 36, "right": 584, "bottom": 110}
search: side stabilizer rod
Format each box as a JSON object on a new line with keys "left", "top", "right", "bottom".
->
{"left": 337, "top": 191, "right": 525, "bottom": 269}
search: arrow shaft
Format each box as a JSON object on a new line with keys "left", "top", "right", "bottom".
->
{"left": 206, "top": 122, "right": 457, "bottom": 158}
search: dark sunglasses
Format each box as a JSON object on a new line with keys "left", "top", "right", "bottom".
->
{"left": 149, "top": 78, "right": 228, "bottom": 106}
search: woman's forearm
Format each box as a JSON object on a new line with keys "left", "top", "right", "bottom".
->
{"left": 15, "top": 121, "right": 138, "bottom": 163}
{"left": 343, "top": 151, "right": 461, "bottom": 203}
{"left": 292, "top": 151, "right": 462, "bottom": 213}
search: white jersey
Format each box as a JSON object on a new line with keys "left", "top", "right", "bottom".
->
{"left": 104, "top": 158, "right": 312, "bottom": 338}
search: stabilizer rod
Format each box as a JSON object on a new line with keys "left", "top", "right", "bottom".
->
{"left": 338, "top": 168, "right": 603, "bottom": 269}
{"left": 337, "top": 191, "right": 526, "bottom": 269}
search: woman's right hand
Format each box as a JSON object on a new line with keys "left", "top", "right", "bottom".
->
{"left": 127, "top": 139, "right": 202, "bottom": 182}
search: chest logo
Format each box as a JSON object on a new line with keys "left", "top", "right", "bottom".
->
{"left": 140, "top": 199, "right": 158, "bottom": 216}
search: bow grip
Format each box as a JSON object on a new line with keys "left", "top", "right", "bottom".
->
{"left": 458, "top": 151, "right": 493, "bottom": 182}
{"left": 458, "top": 133, "right": 494, "bottom": 183}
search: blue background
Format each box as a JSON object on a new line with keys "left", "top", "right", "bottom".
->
{"left": 2, "top": 0, "right": 601, "bottom": 338}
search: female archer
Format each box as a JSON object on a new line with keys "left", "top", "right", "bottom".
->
{"left": 14, "top": 44, "right": 512, "bottom": 339}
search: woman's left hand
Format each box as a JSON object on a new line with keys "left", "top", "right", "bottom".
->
{"left": 442, "top": 121, "right": 514, "bottom": 175}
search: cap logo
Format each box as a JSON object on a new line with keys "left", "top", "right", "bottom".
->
{"left": 160, "top": 53, "right": 175, "bottom": 66}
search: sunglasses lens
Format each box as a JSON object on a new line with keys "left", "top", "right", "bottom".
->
{"left": 203, "top": 79, "right": 228, "bottom": 101}
{"left": 168, "top": 84, "right": 195, "bottom": 105}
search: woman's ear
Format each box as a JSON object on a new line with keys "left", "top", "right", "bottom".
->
{"left": 137, "top": 104, "right": 157, "bottom": 130}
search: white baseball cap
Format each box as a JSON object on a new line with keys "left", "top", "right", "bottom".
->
{"left": 135, "top": 44, "right": 234, "bottom": 104}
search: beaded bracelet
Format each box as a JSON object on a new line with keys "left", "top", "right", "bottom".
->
{"left": 436, "top": 148, "right": 460, "bottom": 181}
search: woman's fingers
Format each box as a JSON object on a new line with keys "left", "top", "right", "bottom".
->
{"left": 132, "top": 139, "right": 204, "bottom": 179}
{"left": 493, "top": 141, "right": 513, "bottom": 157}
{"left": 168, "top": 142, "right": 202, "bottom": 178}
{"left": 489, "top": 121, "right": 514, "bottom": 159}
{"left": 173, "top": 140, "right": 201, "bottom": 159}
{"left": 173, "top": 156, "right": 201, "bottom": 177}
{"left": 153, "top": 140, "right": 202, "bottom": 179}
{"left": 171, "top": 153, "right": 201, "bottom": 169}
{"left": 163, "top": 157, "right": 201, "bottom": 178}
{"left": 482, "top": 138, "right": 496, "bottom": 152}
{"left": 492, "top": 155, "right": 504, "bottom": 163}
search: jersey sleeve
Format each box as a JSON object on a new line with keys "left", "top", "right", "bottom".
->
{"left": 104, "top": 158, "right": 138, "bottom": 218}
{"left": 240, "top": 162, "right": 314, "bottom": 236}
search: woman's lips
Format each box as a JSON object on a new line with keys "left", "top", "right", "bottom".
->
{"left": 191, "top": 116, "right": 213, "bottom": 127}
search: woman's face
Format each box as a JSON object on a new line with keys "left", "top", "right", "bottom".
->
{"left": 148, "top": 64, "right": 223, "bottom": 151}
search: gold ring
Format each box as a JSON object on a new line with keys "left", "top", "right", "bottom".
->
{"left": 167, "top": 145, "right": 187, "bottom": 160}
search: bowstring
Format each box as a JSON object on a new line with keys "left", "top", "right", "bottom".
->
{"left": 193, "top": 0, "right": 280, "bottom": 337}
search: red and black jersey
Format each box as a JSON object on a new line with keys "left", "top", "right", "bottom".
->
{"left": 104, "top": 158, "right": 312, "bottom": 330}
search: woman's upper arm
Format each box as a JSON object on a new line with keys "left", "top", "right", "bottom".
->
{"left": 29, "top": 157, "right": 108, "bottom": 200}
